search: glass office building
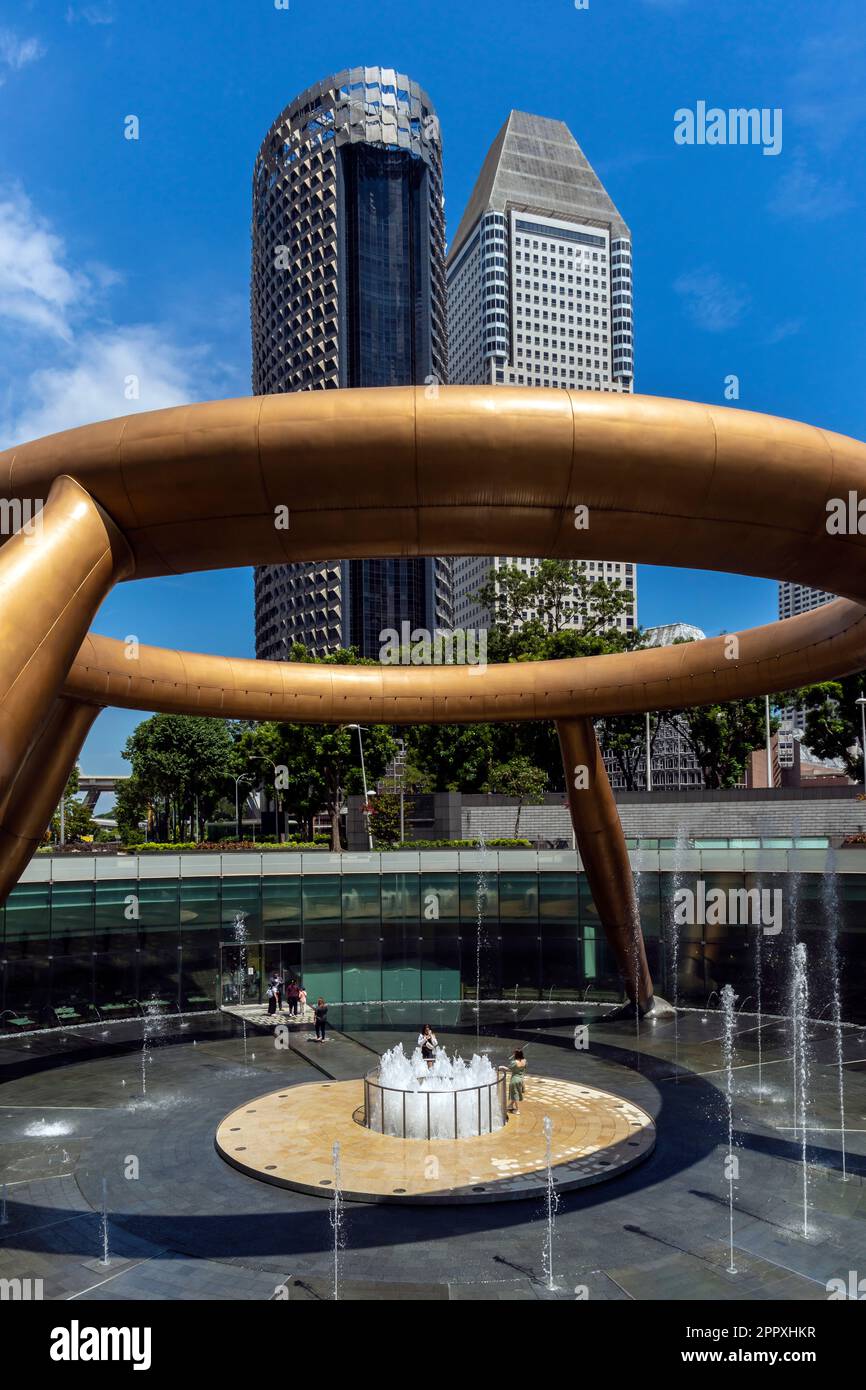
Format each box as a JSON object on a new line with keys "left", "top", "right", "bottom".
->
{"left": 251, "top": 66, "right": 452, "bottom": 661}
{"left": 2, "top": 849, "right": 864, "bottom": 1029}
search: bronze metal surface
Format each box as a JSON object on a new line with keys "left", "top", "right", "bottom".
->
{"left": 557, "top": 717, "right": 652, "bottom": 1005}
{"left": 3, "top": 386, "right": 866, "bottom": 1005}
{"left": 0, "top": 474, "right": 132, "bottom": 804}
{"left": 0, "top": 697, "right": 101, "bottom": 903}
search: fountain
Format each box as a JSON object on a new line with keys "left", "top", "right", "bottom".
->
{"left": 140, "top": 996, "right": 165, "bottom": 1097}
{"left": 541, "top": 1115, "right": 560, "bottom": 1292}
{"left": 791, "top": 942, "right": 811, "bottom": 1238}
{"left": 668, "top": 828, "right": 689, "bottom": 1077}
{"left": 754, "top": 902, "right": 765, "bottom": 1100}
{"left": 364, "top": 1043, "right": 506, "bottom": 1140}
{"left": 474, "top": 832, "right": 489, "bottom": 1042}
{"left": 821, "top": 847, "right": 848, "bottom": 1181}
{"left": 721, "top": 983, "right": 738, "bottom": 1274}
{"left": 330, "top": 1140, "right": 343, "bottom": 1301}
{"left": 100, "top": 1177, "right": 110, "bottom": 1267}
{"left": 229, "top": 911, "right": 252, "bottom": 1064}
{"left": 630, "top": 858, "right": 642, "bottom": 1037}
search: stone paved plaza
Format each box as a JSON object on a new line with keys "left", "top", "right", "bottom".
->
{"left": 1, "top": 1002, "right": 864, "bottom": 1301}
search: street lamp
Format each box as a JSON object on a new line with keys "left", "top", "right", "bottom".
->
{"left": 765, "top": 695, "right": 773, "bottom": 788}
{"left": 346, "top": 723, "right": 373, "bottom": 850}
{"left": 856, "top": 697, "right": 866, "bottom": 794}
{"left": 229, "top": 774, "right": 253, "bottom": 841}
{"left": 253, "top": 755, "right": 283, "bottom": 842}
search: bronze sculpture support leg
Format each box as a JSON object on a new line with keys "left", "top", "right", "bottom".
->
{"left": 0, "top": 474, "right": 132, "bottom": 806}
{"left": 557, "top": 715, "right": 654, "bottom": 1009}
{"left": 0, "top": 697, "right": 101, "bottom": 903}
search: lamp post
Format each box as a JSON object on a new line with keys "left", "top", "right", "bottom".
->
{"left": 230, "top": 774, "right": 252, "bottom": 841}
{"left": 856, "top": 697, "right": 866, "bottom": 794}
{"left": 765, "top": 695, "right": 773, "bottom": 788}
{"left": 254, "top": 756, "right": 283, "bottom": 842}
{"left": 347, "top": 723, "right": 373, "bottom": 850}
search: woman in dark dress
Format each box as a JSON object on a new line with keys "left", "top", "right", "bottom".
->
{"left": 314, "top": 997, "right": 328, "bottom": 1042}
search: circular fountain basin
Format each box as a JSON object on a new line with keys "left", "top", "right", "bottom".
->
{"left": 214, "top": 1075, "right": 656, "bottom": 1204}
{"left": 363, "top": 1044, "right": 507, "bottom": 1140}
{"left": 364, "top": 1067, "right": 507, "bottom": 1140}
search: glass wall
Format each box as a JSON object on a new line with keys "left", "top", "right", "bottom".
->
{"left": 1, "top": 866, "right": 864, "bottom": 1027}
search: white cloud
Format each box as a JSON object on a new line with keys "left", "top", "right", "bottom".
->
{"left": 65, "top": 4, "right": 116, "bottom": 24}
{"left": 764, "top": 318, "right": 803, "bottom": 346}
{"left": 788, "top": 32, "right": 866, "bottom": 150}
{"left": 768, "top": 155, "right": 853, "bottom": 222}
{"left": 0, "top": 29, "right": 45, "bottom": 82}
{"left": 0, "top": 187, "right": 91, "bottom": 340}
{"left": 6, "top": 326, "right": 212, "bottom": 446}
{"left": 674, "top": 268, "right": 750, "bottom": 333}
{"left": 0, "top": 187, "right": 229, "bottom": 449}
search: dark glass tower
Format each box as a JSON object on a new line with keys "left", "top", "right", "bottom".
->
{"left": 251, "top": 66, "right": 451, "bottom": 660}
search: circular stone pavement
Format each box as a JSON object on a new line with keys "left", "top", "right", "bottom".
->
{"left": 215, "top": 1074, "right": 656, "bottom": 1204}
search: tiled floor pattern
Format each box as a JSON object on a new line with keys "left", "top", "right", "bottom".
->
{"left": 1, "top": 1006, "right": 864, "bottom": 1299}
{"left": 215, "top": 1074, "right": 655, "bottom": 1202}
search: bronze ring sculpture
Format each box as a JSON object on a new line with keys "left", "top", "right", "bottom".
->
{"left": 2, "top": 385, "right": 866, "bottom": 1009}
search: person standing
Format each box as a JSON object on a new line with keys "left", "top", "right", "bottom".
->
{"left": 418, "top": 1024, "right": 438, "bottom": 1067}
{"left": 298, "top": 984, "right": 307, "bottom": 1016}
{"left": 507, "top": 1048, "right": 527, "bottom": 1115}
{"left": 266, "top": 974, "right": 279, "bottom": 1017}
{"left": 287, "top": 978, "right": 300, "bottom": 1016}
{"left": 314, "top": 997, "right": 328, "bottom": 1042}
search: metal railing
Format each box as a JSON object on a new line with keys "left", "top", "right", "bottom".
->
{"left": 363, "top": 1066, "right": 508, "bottom": 1140}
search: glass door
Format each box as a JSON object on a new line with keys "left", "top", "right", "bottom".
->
{"left": 262, "top": 942, "right": 303, "bottom": 992}
{"left": 220, "top": 943, "right": 263, "bottom": 1005}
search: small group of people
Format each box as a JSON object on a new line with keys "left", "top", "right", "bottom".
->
{"left": 266, "top": 973, "right": 328, "bottom": 1042}
{"left": 416, "top": 1024, "right": 527, "bottom": 1115}
{"left": 266, "top": 972, "right": 306, "bottom": 1018}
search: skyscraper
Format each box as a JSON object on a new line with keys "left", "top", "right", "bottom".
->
{"left": 251, "top": 66, "right": 452, "bottom": 660}
{"left": 778, "top": 583, "right": 836, "bottom": 732}
{"left": 447, "top": 111, "right": 636, "bottom": 637}
{"left": 778, "top": 582, "right": 836, "bottom": 621}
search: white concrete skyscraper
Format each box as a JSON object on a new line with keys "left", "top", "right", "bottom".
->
{"left": 447, "top": 111, "right": 636, "bottom": 636}
{"left": 778, "top": 582, "right": 836, "bottom": 621}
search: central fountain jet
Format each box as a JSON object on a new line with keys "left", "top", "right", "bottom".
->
{"left": 364, "top": 1043, "right": 507, "bottom": 1141}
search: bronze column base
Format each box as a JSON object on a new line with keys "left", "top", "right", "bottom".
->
{"left": 0, "top": 697, "right": 102, "bottom": 903}
{"left": 557, "top": 715, "right": 654, "bottom": 1008}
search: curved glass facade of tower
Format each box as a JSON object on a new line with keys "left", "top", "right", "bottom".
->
{"left": 251, "top": 67, "right": 451, "bottom": 661}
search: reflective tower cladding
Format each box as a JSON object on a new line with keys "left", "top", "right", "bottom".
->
{"left": 251, "top": 66, "right": 452, "bottom": 660}
{"left": 447, "top": 111, "right": 637, "bottom": 639}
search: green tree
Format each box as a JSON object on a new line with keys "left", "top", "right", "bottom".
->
{"left": 798, "top": 674, "right": 866, "bottom": 780}
{"left": 482, "top": 755, "right": 548, "bottom": 837}
{"left": 476, "top": 559, "right": 633, "bottom": 638}
{"left": 122, "top": 714, "right": 237, "bottom": 841}
{"left": 237, "top": 719, "right": 396, "bottom": 851}
{"left": 47, "top": 766, "right": 97, "bottom": 843}
{"left": 112, "top": 776, "right": 151, "bottom": 843}
{"left": 672, "top": 698, "right": 776, "bottom": 789}
{"left": 405, "top": 723, "right": 497, "bottom": 792}
{"left": 367, "top": 790, "right": 411, "bottom": 849}
{"left": 595, "top": 714, "right": 663, "bottom": 791}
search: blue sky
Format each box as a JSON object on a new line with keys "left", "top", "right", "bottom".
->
{"left": 1, "top": 0, "right": 864, "bottom": 772}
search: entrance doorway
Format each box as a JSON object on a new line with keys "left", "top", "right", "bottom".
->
{"left": 263, "top": 941, "right": 302, "bottom": 993}
{"left": 220, "top": 941, "right": 302, "bottom": 1006}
